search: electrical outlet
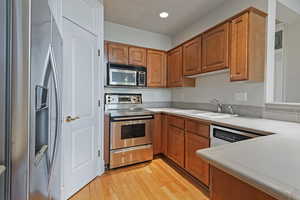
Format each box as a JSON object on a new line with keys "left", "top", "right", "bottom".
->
{"left": 235, "top": 92, "right": 248, "bottom": 102}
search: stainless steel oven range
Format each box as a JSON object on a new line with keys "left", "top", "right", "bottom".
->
{"left": 105, "top": 93, "right": 154, "bottom": 169}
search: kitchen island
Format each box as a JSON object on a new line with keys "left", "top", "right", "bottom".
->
{"left": 147, "top": 108, "right": 300, "bottom": 200}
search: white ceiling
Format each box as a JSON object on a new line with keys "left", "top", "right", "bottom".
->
{"left": 104, "top": 0, "right": 226, "bottom": 36}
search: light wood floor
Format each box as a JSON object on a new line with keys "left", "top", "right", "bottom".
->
{"left": 69, "top": 158, "right": 209, "bottom": 200}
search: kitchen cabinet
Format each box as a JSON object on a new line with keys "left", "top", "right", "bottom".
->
{"left": 185, "top": 119, "right": 210, "bottom": 138}
{"left": 211, "top": 166, "right": 277, "bottom": 200}
{"left": 167, "top": 46, "right": 195, "bottom": 87}
{"left": 183, "top": 36, "right": 202, "bottom": 75}
{"left": 167, "top": 125, "right": 185, "bottom": 167}
{"left": 161, "top": 114, "right": 210, "bottom": 186}
{"left": 202, "top": 22, "right": 229, "bottom": 73}
{"left": 230, "top": 10, "right": 266, "bottom": 82}
{"left": 129, "top": 47, "right": 147, "bottom": 67}
{"left": 152, "top": 114, "right": 162, "bottom": 155}
{"left": 108, "top": 42, "right": 129, "bottom": 64}
{"left": 162, "top": 114, "right": 168, "bottom": 155}
{"left": 147, "top": 50, "right": 167, "bottom": 87}
{"left": 185, "top": 132, "right": 210, "bottom": 186}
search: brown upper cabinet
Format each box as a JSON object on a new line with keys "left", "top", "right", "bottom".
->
{"left": 108, "top": 42, "right": 129, "bottom": 64}
{"left": 202, "top": 22, "right": 229, "bottom": 73}
{"left": 129, "top": 47, "right": 147, "bottom": 67}
{"left": 167, "top": 46, "right": 195, "bottom": 88}
{"left": 147, "top": 50, "right": 167, "bottom": 87}
{"left": 230, "top": 10, "right": 266, "bottom": 82}
{"left": 183, "top": 36, "right": 202, "bottom": 76}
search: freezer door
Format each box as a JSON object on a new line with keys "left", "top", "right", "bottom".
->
{"left": 30, "top": 0, "right": 62, "bottom": 199}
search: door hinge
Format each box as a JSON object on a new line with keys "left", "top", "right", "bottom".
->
{"left": 98, "top": 150, "right": 101, "bottom": 157}
{"left": 97, "top": 49, "right": 101, "bottom": 57}
{"left": 98, "top": 100, "right": 101, "bottom": 107}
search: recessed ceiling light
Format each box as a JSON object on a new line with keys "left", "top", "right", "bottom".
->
{"left": 159, "top": 12, "right": 169, "bottom": 18}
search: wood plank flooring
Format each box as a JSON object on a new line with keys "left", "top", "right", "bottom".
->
{"left": 69, "top": 158, "right": 209, "bottom": 200}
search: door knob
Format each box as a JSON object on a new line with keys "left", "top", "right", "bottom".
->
{"left": 65, "top": 116, "right": 80, "bottom": 122}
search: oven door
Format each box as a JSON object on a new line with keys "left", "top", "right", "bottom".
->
{"left": 111, "top": 118, "right": 152, "bottom": 149}
{"left": 109, "top": 68, "right": 137, "bottom": 86}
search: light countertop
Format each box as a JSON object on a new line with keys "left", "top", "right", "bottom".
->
{"left": 146, "top": 107, "right": 300, "bottom": 200}
{"left": 0, "top": 165, "right": 6, "bottom": 176}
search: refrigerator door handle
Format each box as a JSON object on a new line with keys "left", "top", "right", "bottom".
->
{"left": 34, "top": 144, "right": 48, "bottom": 166}
{"left": 43, "top": 45, "right": 62, "bottom": 186}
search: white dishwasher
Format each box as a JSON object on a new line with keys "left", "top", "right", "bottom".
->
{"left": 210, "top": 125, "right": 263, "bottom": 147}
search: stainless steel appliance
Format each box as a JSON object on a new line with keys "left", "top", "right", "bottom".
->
{"left": 107, "top": 63, "right": 147, "bottom": 87}
{"left": 1, "top": 0, "right": 10, "bottom": 199}
{"left": 105, "top": 94, "right": 154, "bottom": 169}
{"left": 210, "top": 125, "right": 263, "bottom": 147}
{"left": 7, "top": 0, "right": 63, "bottom": 199}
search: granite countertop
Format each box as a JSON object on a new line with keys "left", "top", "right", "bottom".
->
{"left": 0, "top": 165, "right": 6, "bottom": 176}
{"left": 146, "top": 107, "right": 300, "bottom": 200}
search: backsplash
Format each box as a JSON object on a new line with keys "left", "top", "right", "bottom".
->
{"left": 263, "top": 105, "right": 300, "bottom": 123}
{"left": 104, "top": 87, "right": 172, "bottom": 105}
{"left": 172, "top": 102, "right": 263, "bottom": 118}
{"left": 171, "top": 72, "right": 265, "bottom": 107}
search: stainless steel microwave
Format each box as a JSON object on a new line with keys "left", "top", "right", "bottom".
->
{"left": 107, "top": 63, "right": 147, "bottom": 87}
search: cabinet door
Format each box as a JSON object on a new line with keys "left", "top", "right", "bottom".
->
{"left": 147, "top": 50, "right": 167, "bottom": 87}
{"left": 185, "top": 132, "right": 210, "bottom": 186}
{"left": 230, "top": 13, "right": 249, "bottom": 81}
{"left": 202, "top": 23, "right": 229, "bottom": 72}
{"left": 167, "top": 46, "right": 183, "bottom": 87}
{"left": 211, "top": 167, "right": 277, "bottom": 200}
{"left": 183, "top": 36, "right": 202, "bottom": 75}
{"left": 108, "top": 43, "right": 129, "bottom": 64}
{"left": 167, "top": 125, "right": 185, "bottom": 167}
{"left": 162, "top": 115, "right": 168, "bottom": 155}
{"left": 152, "top": 114, "right": 162, "bottom": 155}
{"left": 129, "top": 47, "right": 147, "bottom": 67}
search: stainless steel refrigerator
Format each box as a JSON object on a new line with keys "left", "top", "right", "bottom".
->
{"left": 3, "top": 0, "right": 63, "bottom": 199}
{"left": 1, "top": 0, "right": 10, "bottom": 199}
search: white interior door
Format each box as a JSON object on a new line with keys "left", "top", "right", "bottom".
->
{"left": 62, "top": 19, "right": 100, "bottom": 199}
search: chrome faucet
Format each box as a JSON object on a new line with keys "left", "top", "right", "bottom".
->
{"left": 210, "top": 99, "right": 223, "bottom": 113}
{"left": 227, "top": 105, "right": 235, "bottom": 115}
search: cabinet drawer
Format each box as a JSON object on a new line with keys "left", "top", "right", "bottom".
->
{"left": 167, "top": 115, "right": 185, "bottom": 129}
{"left": 185, "top": 120, "right": 210, "bottom": 138}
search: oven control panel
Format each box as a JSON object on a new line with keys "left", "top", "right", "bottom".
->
{"left": 105, "top": 93, "right": 142, "bottom": 104}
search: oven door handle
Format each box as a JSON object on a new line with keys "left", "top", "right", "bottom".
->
{"left": 111, "top": 116, "right": 154, "bottom": 121}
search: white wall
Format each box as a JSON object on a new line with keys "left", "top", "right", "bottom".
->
{"left": 104, "top": 21, "right": 172, "bottom": 50}
{"left": 171, "top": 0, "right": 267, "bottom": 107}
{"left": 284, "top": 20, "right": 300, "bottom": 102}
{"left": 172, "top": 72, "right": 265, "bottom": 106}
{"left": 172, "top": 0, "right": 267, "bottom": 46}
{"left": 104, "top": 21, "right": 172, "bottom": 103}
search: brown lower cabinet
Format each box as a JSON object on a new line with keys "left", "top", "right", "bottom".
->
{"left": 211, "top": 166, "right": 277, "bottom": 200}
{"left": 167, "top": 125, "right": 185, "bottom": 167}
{"left": 185, "top": 132, "right": 210, "bottom": 186}
{"left": 154, "top": 114, "right": 210, "bottom": 187}
{"left": 152, "top": 114, "right": 162, "bottom": 155}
